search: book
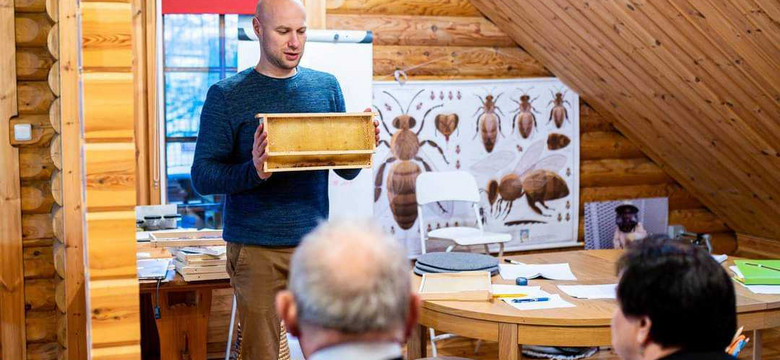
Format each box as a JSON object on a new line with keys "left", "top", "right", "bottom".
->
{"left": 734, "top": 260, "right": 780, "bottom": 285}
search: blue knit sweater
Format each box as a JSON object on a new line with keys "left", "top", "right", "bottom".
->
{"left": 191, "top": 67, "right": 360, "bottom": 246}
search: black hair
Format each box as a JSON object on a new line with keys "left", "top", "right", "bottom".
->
{"left": 616, "top": 234, "right": 736, "bottom": 352}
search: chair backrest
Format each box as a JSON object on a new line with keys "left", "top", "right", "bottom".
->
{"left": 416, "top": 171, "right": 480, "bottom": 205}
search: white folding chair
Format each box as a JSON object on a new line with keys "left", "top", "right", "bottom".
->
{"left": 416, "top": 171, "right": 511, "bottom": 356}
{"left": 416, "top": 171, "right": 510, "bottom": 257}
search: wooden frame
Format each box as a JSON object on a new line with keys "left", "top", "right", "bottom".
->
{"left": 1, "top": 0, "right": 26, "bottom": 358}
{"left": 256, "top": 112, "right": 376, "bottom": 172}
{"left": 418, "top": 272, "right": 492, "bottom": 301}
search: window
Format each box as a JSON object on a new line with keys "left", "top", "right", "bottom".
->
{"left": 162, "top": 14, "right": 239, "bottom": 228}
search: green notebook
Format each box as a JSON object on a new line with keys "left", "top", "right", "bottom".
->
{"left": 734, "top": 260, "right": 780, "bottom": 285}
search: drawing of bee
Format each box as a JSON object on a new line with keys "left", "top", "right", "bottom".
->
{"left": 457, "top": 90, "right": 462, "bottom": 100}
{"left": 481, "top": 140, "right": 570, "bottom": 219}
{"left": 558, "top": 213, "right": 563, "bottom": 222}
{"left": 547, "top": 133, "right": 571, "bottom": 150}
{"left": 473, "top": 92, "right": 505, "bottom": 153}
{"left": 565, "top": 213, "right": 571, "bottom": 221}
{"left": 548, "top": 89, "right": 572, "bottom": 128}
{"left": 430, "top": 91, "right": 435, "bottom": 100}
{"left": 448, "top": 91, "right": 453, "bottom": 100}
{"left": 374, "top": 90, "right": 449, "bottom": 230}
{"left": 511, "top": 89, "right": 540, "bottom": 139}
{"left": 434, "top": 113, "right": 459, "bottom": 141}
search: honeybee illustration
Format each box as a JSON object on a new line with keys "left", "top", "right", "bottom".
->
{"left": 473, "top": 92, "right": 505, "bottom": 153}
{"left": 548, "top": 89, "right": 572, "bottom": 128}
{"left": 511, "top": 89, "right": 541, "bottom": 139}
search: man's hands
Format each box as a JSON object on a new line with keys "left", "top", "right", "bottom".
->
{"left": 252, "top": 122, "right": 272, "bottom": 180}
{"left": 365, "top": 107, "right": 380, "bottom": 146}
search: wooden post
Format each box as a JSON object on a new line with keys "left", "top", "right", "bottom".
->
{"left": 304, "top": 0, "right": 326, "bottom": 29}
{"left": 59, "top": 0, "right": 88, "bottom": 359}
{"left": 405, "top": 323, "right": 427, "bottom": 359}
{"left": 498, "top": 323, "right": 519, "bottom": 360}
{"left": 0, "top": 1, "right": 27, "bottom": 360}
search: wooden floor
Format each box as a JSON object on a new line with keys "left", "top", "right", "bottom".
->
{"left": 422, "top": 327, "right": 780, "bottom": 359}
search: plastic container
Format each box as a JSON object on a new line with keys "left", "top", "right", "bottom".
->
{"left": 162, "top": 214, "right": 182, "bottom": 229}
{"left": 143, "top": 215, "right": 163, "bottom": 231}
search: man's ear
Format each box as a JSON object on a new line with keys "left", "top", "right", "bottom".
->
{"left": 252, "top": 16, "right": 262, "bottom": 39}
{"left": 403, "top": 293, "right": 421, "bottom": 341}
{"left": 275, "top": 290, "right": 300, "bottom": 337}
{"left": 636, "top": 315, "right": 652, "bottom": 346}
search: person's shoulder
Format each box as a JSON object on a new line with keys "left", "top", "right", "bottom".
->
{"left": 210, "top": 68, "right": 257, "bottom": 96}
{"left": 299, "top": 67, "right": 339, "bottom": 86}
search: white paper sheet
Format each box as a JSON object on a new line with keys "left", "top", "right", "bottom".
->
{"left": 730, "top": 266, "right": 780, "bottom": 294}
{"left": 557, "top": 284, "right": 617, "bottom": 299}
{"left": 712, "top": 254, "right": 728, "bottom": 263}
{"left": 502, "top": 294, "right": 576, "bottom": 311}
{"left": 137, "top": 258, "right": 172, "bottom": 279}
{"left": 499, "top": 263, "right": 577, "bottom": 281}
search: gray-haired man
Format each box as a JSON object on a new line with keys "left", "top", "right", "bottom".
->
{"left": 275, "top": 220, "right": 420, "bottom": 360}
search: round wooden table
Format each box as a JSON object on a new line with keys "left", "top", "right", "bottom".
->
{"left": 406, "top": 250, "right": 780, "bottom": 360}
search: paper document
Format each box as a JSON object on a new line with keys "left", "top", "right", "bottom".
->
{"left": 180, "top": 246, "right": 226, "bottom": 257}
{"left": 499, "top": 263, "right": 577, "bottom": 281}
{"left": 731, "top": 266, "right": 780, "bottom": 294}
{"left": 558, "top": 284, "right": 617, "bottom": 299}
{"left": 712, "top": 254, "right": 728, "bottom": 263}
{"left": 137, "top": 258, "right": 172, "bottom": 279}
{"left": 502, "top": 294, "right": 576, "bottom": 311}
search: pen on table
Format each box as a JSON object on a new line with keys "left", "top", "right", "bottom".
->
{"left": 504, "top": 259, "right": 524, "bottom": 265}
{"left": 745, "top": 262, "right": 780, "bottom": 272}
{"left": 493, "top": 293, "right": 528, "bottom": 299}
{"left": 511, "top": 297, "right": 549, "bottom": 303}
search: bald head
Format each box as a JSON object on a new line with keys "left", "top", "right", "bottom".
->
{"left": 255, "top": 0, "right": 305, "bottom": 23}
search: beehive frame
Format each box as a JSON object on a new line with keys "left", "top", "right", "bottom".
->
{"left": 255, "top": 112, "right": 376, "bottom": 172}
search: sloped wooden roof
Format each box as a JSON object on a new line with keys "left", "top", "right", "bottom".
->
{"left": 471, "top": 0, "right": 780, "bottom": 239}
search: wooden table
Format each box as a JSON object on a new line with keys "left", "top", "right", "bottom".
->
{"left": 139, "top": 272, "right": 231, "bottom": 360}
{"left": 407, "top": 250, "right": 780, "bottom": 360}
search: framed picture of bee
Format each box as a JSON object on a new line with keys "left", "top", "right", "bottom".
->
{"left": 373, "top": 78, "right": 580, "bottom": 256}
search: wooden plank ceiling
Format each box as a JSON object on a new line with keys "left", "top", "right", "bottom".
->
{"left": 471, "top": 0, "right": 780, "bottom": 239}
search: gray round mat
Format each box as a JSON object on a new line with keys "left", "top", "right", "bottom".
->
{"left": 415, "top": 262, "right": 498, "bottom": 274}
{"left": 416, "top": 252, "right": 499, "bottom": 271}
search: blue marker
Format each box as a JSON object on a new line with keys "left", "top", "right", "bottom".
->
{"left": 511, "top": 297, "right": 549, "bottom": 303}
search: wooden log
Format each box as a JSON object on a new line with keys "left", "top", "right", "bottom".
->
{"left": 18, "top": 81, "right": 55, "bottom": 115}
{"left": 52, "top": 205, "right": 63, "bottom": 243}
{"left": 53, "top": 241, "right": 65, "bottom": 279}
{"left": 580, "top": 184, "right": 703, "bottom": 213}
{"left": 22, "top": 213, "right": 54, "bottom": 241}
{"left": 86, "top": 211, "right": 138, "bottom": 280}
{"left": 50, "top": 133, "right": 61, "bottom": 169}
{"left": 580, "top": 158, "right": 674, "bottom": 187}
{"left": 15, "top": 0, "right": 46, "bottom": 12}
{"left": 26, "top": 343, "right": 59, "bottom": 360}
{"left": 51, "top": 170, "right": 62, "bottom": 206}
{"left": 15, "top": 13, "right": 52, "bottom": 47}
{"left": 710, "top": 232, "right": 738, "bottom": 255}
{"left": 10, "top": 115, "right": 54, "bottom": 147}
{"left": 326, "top": 14, "right": 515, "bottom": 47}
{"left": 45, "top": 0, "right": 58, "bottom": 22}
{"left": 48, "top": 61, "right": 59, "bottom": 96}
{"left": 49, "top": 97, "right": 61, "bottom": 133}
{"left": 82, "top": 73, "right": 134, "bottom": 141}
{"left": 20, "top": 146, "right": 55, "bottom": 180}
{"left": 580, "top": 131, "right": 645, "bottom": 160}
{"left": 21, "top": 180, "right": 54, "bottom": 214}
{"left": 26, "top": 310, "right": 57, "bottom": 343}
{"left": 669, "top": 209, "right": 730, "bottom": 234}
{"left": 24, "top": 246, "right": 55, "bottom": 280}
{"left": 81, "top": 2, "right": 133, "bottom": 69}
{"left": 326, "top": 0, "right": 481, "bottom": 17}
{"left": 57, "top": 313, "right": 66, "bottom": 347}
{"left": 16, "top": 47, "right": 55, "bottom": 81}
{"left": 55, "top": 278, "right": 65, "bottom": 313}
{"left": 84, "top": 142, "right": 136, "bottom": 210}
{"left": 373, "top": 45, "right": 551, "bottom": 78}
{"left": 88, "top": 278, "right": 141, "bottom": 349}
{"left": 25, "top": 279, "right": 56, "bottom": 311}
{"left": 48, "top": 23, "right": 59, "bottom": 60}
{"left": 579, "top": 102, "right": 614, "bottom": 133}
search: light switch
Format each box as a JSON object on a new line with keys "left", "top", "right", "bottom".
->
{"left": 14, "top": 123, "right": 33, "bottom": 141}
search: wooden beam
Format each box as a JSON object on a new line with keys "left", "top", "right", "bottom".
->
{"left": 59, "top": 0, "right": 87, "bottom": 358}
{"left": 20, "top": 146, "right": 55, "bottom": 180}
{"left": 143, "top": 0, "right": 160, "bottom": 205}
{"left": 0, "top": 1, "right": 27, "bottom": 358}
{"left": 81, "top": 2, "right": 132, "bottom": 70}
{"left": 326, "top": 14, "right": 515, "bottom": 47}
{"left": 132, "top": 0, "right": 150, "bottom": 205}
{"left": 25, "top": 279, "right": 56, "bottom": 311}
{"left": 15, "top": 13, "right": 52, "bottom": 47}
{"left": 16, "top": 47, "right": 55, "bottom": 80}
{"left": 326, "top": 0, "right": 480, "bottom": 17}
{"left": 304, "top": 0, "right": 326, "bottom": 29}
{"left": 18, "top": 81, "right": 54, "bottom": 114}
{"left": 22, "top": 213, "right": 55, "bottom": 241}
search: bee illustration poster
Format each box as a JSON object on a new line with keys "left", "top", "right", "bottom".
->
{"left": 372, "top": 79, "right": 580, "bottom": 256}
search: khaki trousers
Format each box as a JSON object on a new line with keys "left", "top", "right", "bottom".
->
{"left": 227, "top": 242, "right": 295, "bottom": 360}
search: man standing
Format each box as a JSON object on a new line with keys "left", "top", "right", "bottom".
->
{"left": 190, "top": 0, "right": 379, "bottom": 358}
{"left": 276, "top": 220, "right": 420, "bottom": 360}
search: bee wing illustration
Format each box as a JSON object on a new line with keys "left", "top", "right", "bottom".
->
{"left": 469, "top": 150, "right": 516, "bottom": 174}
{"left": 521, "top": 154, "right": 568, "bottom": 177}
{"left": 514, "top": 140, "right": 545, "bottom": 175}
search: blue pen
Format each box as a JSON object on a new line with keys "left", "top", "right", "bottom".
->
{"left": 511, "top": 297, "right": 549, "bottom": 303}
{"left": 732, "top": 339, "right": 747, "bottom": 357}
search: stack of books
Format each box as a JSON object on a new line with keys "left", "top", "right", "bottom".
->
{"left": 172, "top": 246, "right": 229, "bottom": 282}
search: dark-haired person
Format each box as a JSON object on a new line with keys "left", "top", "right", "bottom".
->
{"left": 611, "top": 235, "right": 736, "bottom": 360}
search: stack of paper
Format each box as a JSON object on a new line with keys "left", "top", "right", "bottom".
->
{"left": 499, "top": 263, "right": 577, "bottom": 281}
{"left": 557, "top": 284, "right": 617, "bottom": 299}
{"left": 499, "top": 286, "right": 576, "bottom": 311}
